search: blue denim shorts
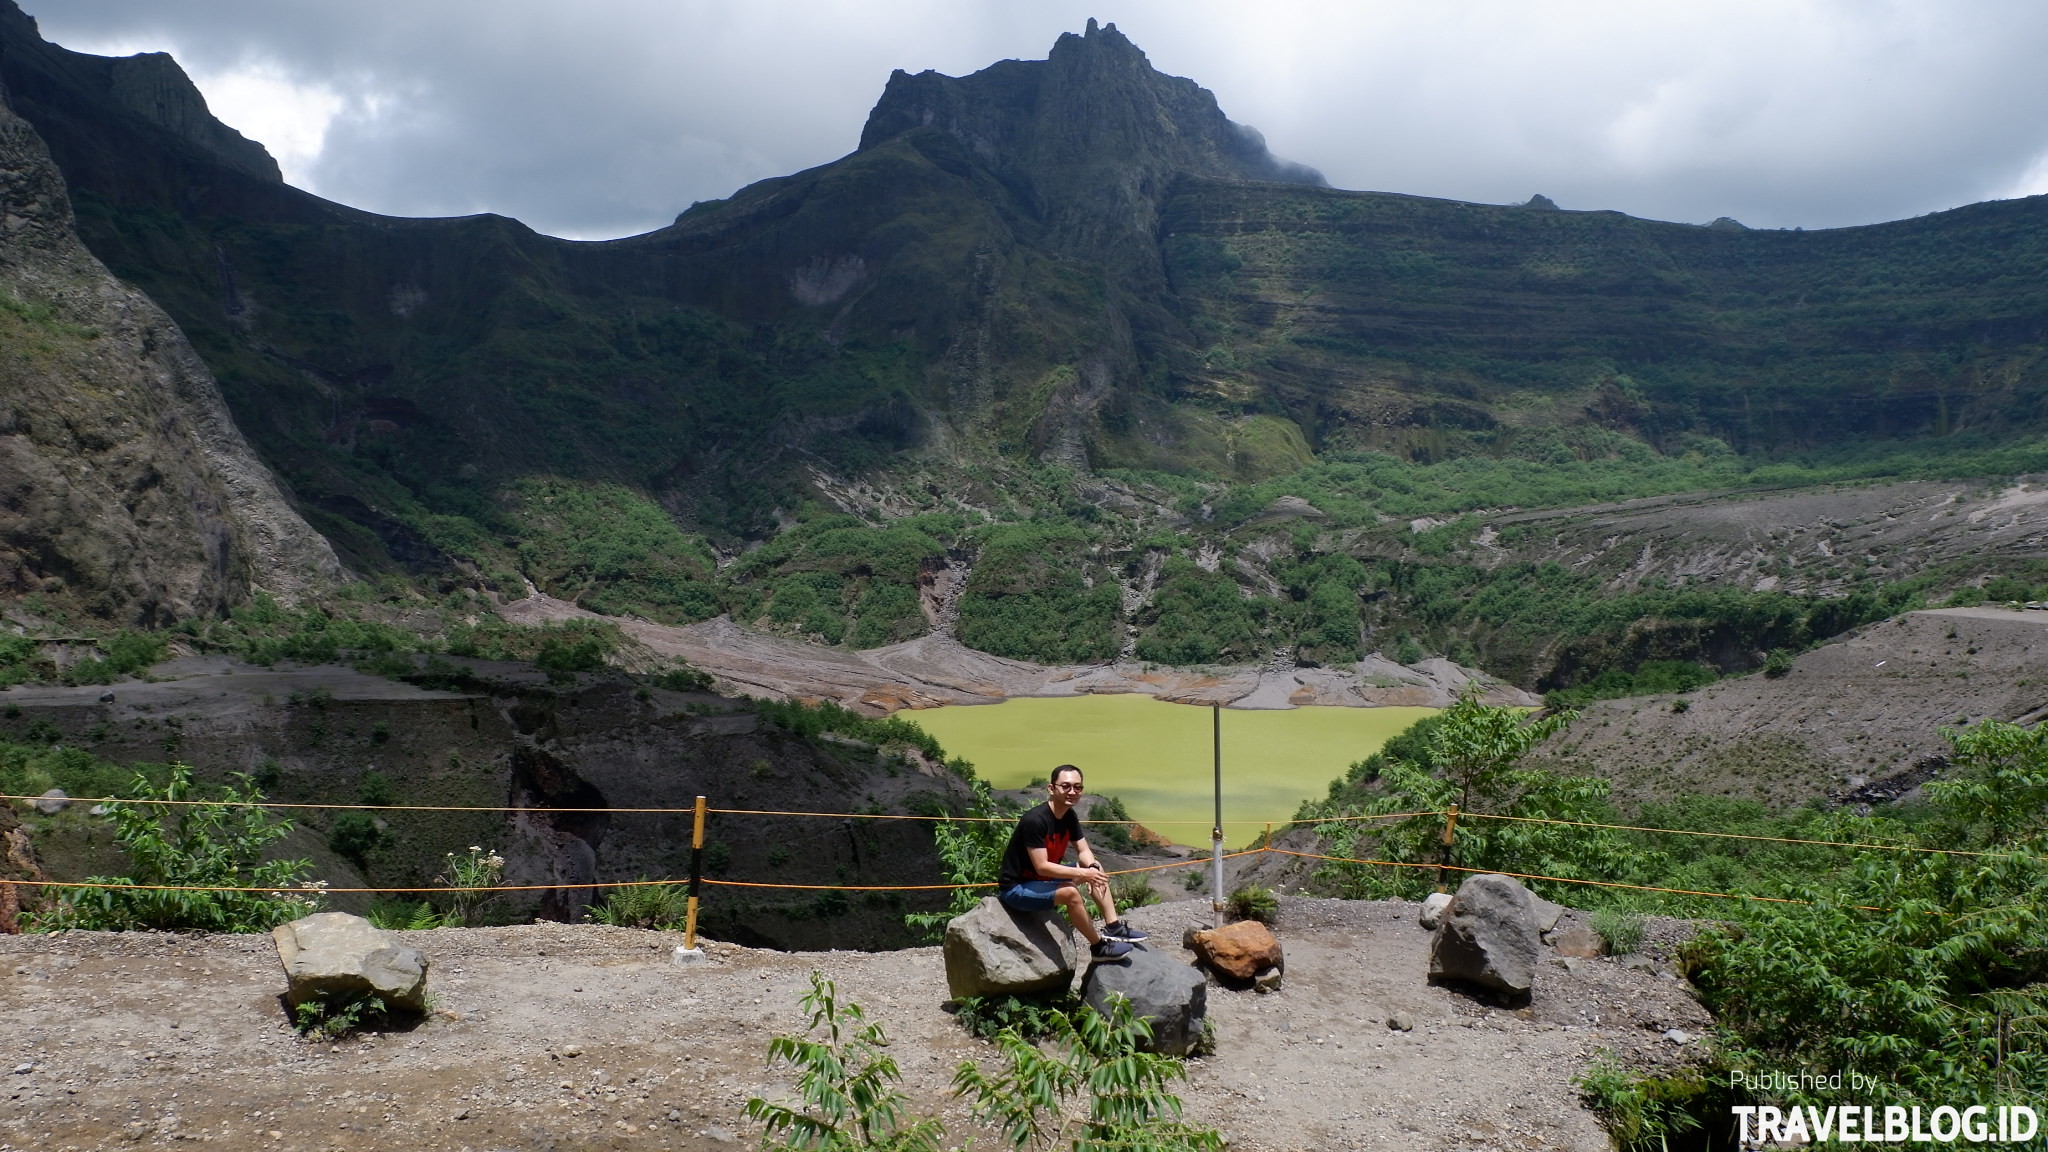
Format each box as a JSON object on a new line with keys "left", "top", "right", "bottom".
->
{"left": 997, "top": 880, "right": 1066, "bottom": 911}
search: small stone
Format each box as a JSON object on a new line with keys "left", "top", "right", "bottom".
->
{"left": 1664, "top": 1028, "right": 1693, "bottom": 1045}
{"left": 1387, "top": 1012, "right": 1413, "bottom": 1032}
{"left": 452, "top": 1107, "right": 469, "bottom": 1120}
{"left": 1548, "top": 925, "right": 1605, "bottom": 959}
{"left": 562, "top": 1044, "right": 582, "bottom": 1058}
{"left": 98, "top": 692, "right": 115, "bottom": 703}
{"left": 1253, "top": 966, "right": 1283, "bottom": 994}
{"left": 704, "top": 1125, "right": 737, "bottom": 1143}
{"left": 32, "top": 789, "right": 68, "bottom": 815}
{"left": 672, "top": 947, "right": 708, "bottom": 966}
{"left": 1618, "top": 953, "right": 1656, "bottom": 972}
{"left": 1418, "top": 892, "right": 1452, "bottom": 930}
{"left": 265, "top": 1131, "right": 282, "bottom": 1140}
{"left": 667, "top": 1109, "right": 681, "bottom": 1122}
{"left": 11, "top": 1063, "right": 32, "bottom": 1074}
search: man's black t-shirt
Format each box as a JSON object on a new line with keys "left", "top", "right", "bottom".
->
{"left": 998, "top": 802, "right": 1083, "bottom": 887}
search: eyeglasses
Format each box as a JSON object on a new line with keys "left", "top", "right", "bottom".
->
{"left": 1052, "top": 783, "right": 1085, "bottom": 792}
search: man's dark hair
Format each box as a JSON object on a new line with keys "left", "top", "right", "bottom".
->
{"left": 1050, "top": 764, "right": 1084, "bottom": 785}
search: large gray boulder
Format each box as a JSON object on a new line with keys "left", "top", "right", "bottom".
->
{"left": 1427, "top": 873, "right": 1539, "bottom": 1001}
{"left": 272, "top": 912, "right": 429, "bottom": 1013}
{"left": 1082, "top": 944, "right": 1208, "bottom": 1056}
{"left": 943, "top": 897, "right": 1083, "bottom": 999}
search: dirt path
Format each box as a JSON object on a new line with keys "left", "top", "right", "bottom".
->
{"left": 2, "top": 897, "right": 1708, "bottom": 1152}
{"left": 495, "top": 596, "right": 1537, "bottom": 716}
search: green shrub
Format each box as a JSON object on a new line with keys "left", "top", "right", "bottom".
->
{"left": 27, "top": 764, "right": 319, "bottom": 933}
{"left": 327, "top": 811, "right": 382, "bottom": 869}
{"left": 591, "top": 879, "right": 691, "bottom": 930}
{"left": 1574, "top": 1055, "right": 1708, "bottom": 1151}
{"left": 746, "top": 972, "right": 945, "bottom": 1152}
{"left": 292, "top": 993, "right": 390, "bottom": 1039}
{"left": 1111, "top": 871, "right": 1160, "bottom": 912}
{"left": 1590, "top": 907, "right": 1645, "bottom": 955}
{"left": 951, "top": 989, "right": 1084, "bottom": 1042}
{"left": 1088, "top": 794, "right": 1136, "bottom": 852}
{"left": 364, "top": 898, "right": 444, "bottom": 930}
{"left": 1226, "top": 884, "right": 1277, "bottom": 924}
{"left": 953, "top": 994, "right": 1223, "bottom": 1152}
{"left": 904, "top": 781, "right": 1018, "bottom": 940}
{"left": 1762, "top": 648, "right": 1795, "bottom": 678}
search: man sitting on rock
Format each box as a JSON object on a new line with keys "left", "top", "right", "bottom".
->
{"left": 997, "top": 764, "right": 1147, "bottom": 959}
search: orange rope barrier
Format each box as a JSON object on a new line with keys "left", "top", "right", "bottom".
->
{"left": 1453, "top": 810, "right": 2044, "bottom": 862}
{"left": 1262, "top": 848, "right": 1902, "bottom": 912}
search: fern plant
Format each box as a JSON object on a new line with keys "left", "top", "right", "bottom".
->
{"left": 745, "top": 972, "right": 946, "bottom": 1152}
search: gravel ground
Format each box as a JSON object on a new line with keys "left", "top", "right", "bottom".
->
{"left": 2, "top": 896, "right": 1711, "bottom": 1152}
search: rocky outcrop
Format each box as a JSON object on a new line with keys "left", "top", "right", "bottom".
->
{"left": 1427, "top": 873, "right": 1539, "bottom": 1001}
{"left": 0, "top": 800, "right": 47, "bottom": 932}
{"left": 1081, "top": 943, "right": 1209, "bottom": 1055}
{"left": 942, "top": 896, "right": 1083, "bottom": 999}
{"left": 271, "top": 912, "right": 430, "bottom": 1013}
{"left": 0, "top": 94, "right": 341, "bottom": 623}
{"left": 1191, "top": 920, "right": 1283, "bottom": 983}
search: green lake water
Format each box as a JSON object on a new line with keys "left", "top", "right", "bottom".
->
{"left": 902, "top": 694, "right": 1437, "bottom": 848}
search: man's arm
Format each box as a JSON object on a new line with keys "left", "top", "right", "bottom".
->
{"left": 1027, "top": 846, "right": 1105, "bottom": 883}
{"left": 1073, "top": 835, "right": 1099, "bottom": 871}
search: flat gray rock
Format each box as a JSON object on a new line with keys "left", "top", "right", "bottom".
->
{"left": 1082, "top": 944, "right": 1208, "bottom": 1056}
{"left": 272, "top": 912, "right": 429, "bottom": 1013}
{"left": 942, "top": 896, "right": 1082, "bottom": 1000}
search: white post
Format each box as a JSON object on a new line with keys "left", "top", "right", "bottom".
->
{"left": 1211, "top": 704, "right": 1224, "bottom": 929}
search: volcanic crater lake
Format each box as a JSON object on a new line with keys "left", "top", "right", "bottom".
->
{"left": 902, "top": 694, "right": 1437, "bottom": 848}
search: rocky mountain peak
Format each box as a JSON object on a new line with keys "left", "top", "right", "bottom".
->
{"left": 859, "top": 22, "right": 1322, "bottom": 207}
{"left": 0, "top": 0, "right": 280, "bottom": 183}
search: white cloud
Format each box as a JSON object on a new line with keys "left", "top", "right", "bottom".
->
{"left": 186, "top": 63, "right": 344, "bottom": 184}
{"left": 31, "top": 0, "right": 2048, "bottom": 238}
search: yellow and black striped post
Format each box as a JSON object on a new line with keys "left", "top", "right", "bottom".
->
{"left": 683, "top": 795, "right": 706, "bottom": 949}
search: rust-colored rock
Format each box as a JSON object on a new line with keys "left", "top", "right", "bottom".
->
{"left": 1192, "top": 920, "right": 1283, "bottom": 982}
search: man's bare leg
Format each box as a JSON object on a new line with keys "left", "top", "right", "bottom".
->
{"left": 1056, "top": 884, "right": 1102, "bottom": 945}
{"left": 1089, "top": 874, "right": 1120, "bottom": 926}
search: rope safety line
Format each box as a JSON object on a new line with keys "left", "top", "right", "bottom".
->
{"left": 1451, "top": 810, "right": 2043, "bottom": 862}
{"left": 0, "top": 850, "right": 1269, "bottom": 897}
{"left": 1263, "top": 848, "right": 1904, "bottom": 913}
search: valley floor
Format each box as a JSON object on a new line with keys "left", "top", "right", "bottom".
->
{"left": 2, "top": 897, "right": 1708, "bottom": 1152}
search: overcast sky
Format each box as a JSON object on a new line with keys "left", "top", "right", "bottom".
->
{"left": 34, "top": 0, "right": 2048, "bottom": 240}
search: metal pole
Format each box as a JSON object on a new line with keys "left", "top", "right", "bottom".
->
{"left": 1211, "top": 703, "right": 1224, "bottom": 929}
{"left": 683, "top": 794, "right": 706, "bottom": 950}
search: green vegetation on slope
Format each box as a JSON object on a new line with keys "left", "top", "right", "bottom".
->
{"left": 1299, "top": 703, "right": 2047, "bottom": 1139}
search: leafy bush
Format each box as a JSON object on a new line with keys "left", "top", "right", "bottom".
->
{"left": 433, "top": 846, "right": 506, "bottom": 927}
{"left": 951, "top": 989, "right": 1085, "bottom": 1042}
{"left": 1087, "top": 794, "right": 1137, "bottom": 852}
{"left": 1226, "top": 884, "right": 1277, "bottom": 924}
{"left": 327, "top": 811, "right": 382, "bottom": 869}
{"left": 745, "top": 971, "right": 945, "bottom": 1152}
{"left": 1574, "top": 1055, "right": 1708, "bottom": 1151}
{"left": 293, "top": 993, "right": 390, "bottom": 1040}
{"left": 1590, "top": 907, "right": 1645, "bottom": 955}
{"left": 27, "top": 764, "right": 321, "bottom": 933}
{"left": 1679, "top": 719, "right": 2048, "bottom": 1108}
{"left": 1762, "top": 648, "right": 1795, "bottom": 678}
{"left": 904, "top": 781, "right": 1018, "bottom": 940}
{"left": 757, "top": 697, "right": 950, "bottom": 764}
{"left": 535, "top": 632, "right": 609, "bottom": 681}
{"left": 364, "top": 898, "right": 445, "bottom": 930}
{"left": 590, "top": 879, "right": 691, "bottom": 929}
{"left": 955, "top": 523, "right": 1120, "bottom": 664}
{"left": 65, "top": 631, "right": 168, "bottom": 685}
{"left": 953, "top": 994, "right": 1224, "bottom": 1152}
{"left": 1133, "top": 559, "right": 1264, "bottom": 665}
{"left": 1111, "top": 871, "right": 1160, "bottom": 912}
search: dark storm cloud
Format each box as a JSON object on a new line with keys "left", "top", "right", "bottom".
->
{"left": 33, "top": 1, "right": 2048, "bottom": 239}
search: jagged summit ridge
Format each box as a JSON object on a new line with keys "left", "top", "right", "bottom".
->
{"left": 860, "top": 18, "right": 1323, "bottom": 205}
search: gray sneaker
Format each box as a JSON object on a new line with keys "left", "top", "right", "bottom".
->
{"left": 1102, "top": 920, "right": 1150, "bottom": 942}
{"left": 1090, "top": 938, "right": 1134, "bottom": 959}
